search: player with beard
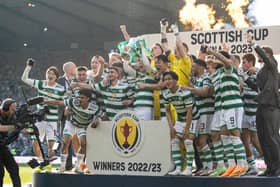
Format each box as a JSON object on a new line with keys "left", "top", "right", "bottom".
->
{"left": 92, "top": 66, "right": 134, "bottom": 120}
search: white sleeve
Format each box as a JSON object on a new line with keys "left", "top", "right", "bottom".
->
{"left": 142, "top": 54, "right": 153, "bottom": 72}
{"left": 123, "top": 61, "right": 136, "bottom": 77}
{"left": 21, "top": 66, "right": 35, "bottom": 87}
{"left": 87, "top": 70, "right": 94, "bottom": 80}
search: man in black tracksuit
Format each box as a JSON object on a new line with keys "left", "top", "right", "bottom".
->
{"left": 247, "top": 35, "right": 280, "bottom": 176}
{"left": 0, "top": 99, "right": 21, "bottom": 187}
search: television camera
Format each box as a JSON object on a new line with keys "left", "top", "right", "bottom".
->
{"left": 0, "top": 96, "right": 47, "bottom": 146}
{"left": 0, "top": 96, "right": 54, "bottom": 169}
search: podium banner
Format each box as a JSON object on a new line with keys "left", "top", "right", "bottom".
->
{"left": 86, "top": 111, "right": 172, "bottom": 176}
{"left": 142, "top": 25, "right": 280, "bottom": 55}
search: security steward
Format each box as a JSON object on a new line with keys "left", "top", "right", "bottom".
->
{"left": 0, "top": 98, "right": 21, "bottom": 187}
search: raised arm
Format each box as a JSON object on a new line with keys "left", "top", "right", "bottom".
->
{"left": 123, "top": 60, "right": 137, "bottom": 77}
{"left": 246, "top": 32, "right": 277, "bottom": 72}
{"left": 171, "top": 24, "right": 187, "bottom": 58}
{"left": 21, "top": 58, "right": 35, "bottom": 86}
{"left": 120, "top": 25, "right": 130, "bottom": 42}
{"left": 138, "top": 40, "right": 153, "bottom": 73}
{"left": 206, "top": 47, "right": 233, "bottom": 70}
{"left": 160, "top": 18, "right": 171, "bottom": 52}
{"left": 254, "top": 46, "right": 276, "bottom": 69}
{"left": 92, "top": 56, "right": 105, "bottom": 82}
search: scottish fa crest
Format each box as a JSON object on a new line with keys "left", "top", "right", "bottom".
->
{"left": 112, "top": 111, "right": 143, "bottom": 157}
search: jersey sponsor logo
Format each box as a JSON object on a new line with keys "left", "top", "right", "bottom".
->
{"left": 47, "top": 92, "right": 53, "bottom": 97}
{"left": 112, "top": 111, "right": 142, "bottom": 157}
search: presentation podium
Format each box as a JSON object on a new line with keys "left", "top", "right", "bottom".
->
{"left": 33, "top": 173, "right": 280, "bottom": 187}
{"left": 33, "top": 111, "right": 280, "bottom": 187}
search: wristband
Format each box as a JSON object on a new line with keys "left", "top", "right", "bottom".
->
{"left": 252, "top": 43, "right": 258, "bottom": 48}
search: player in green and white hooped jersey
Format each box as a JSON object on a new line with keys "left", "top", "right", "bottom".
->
{"left": 207, "top": 49, "right": 247, "bottom": 177}
{"left": 68, "top": 66, "right": 105, "bottom": 155}
{"left": 186, "top": 57, "right": 226, "bottom": 176}
{"left": 137, "top": 54, "right": 170, "bottom": 120}
{"left": 45, "top": 88, "right": 101, "bottom": 173}
{"left": 71, "top": 66, "right": 91, "bottom": 97}
{"left": 21, "top": 59, "right": 66, "bottom": 165}
{"left": 241, "top": 53, "right": 263, "bottom": 175}
{"left": 163, "top": 71, "right": 195, "bottom": 176}
{"left": 186, "top": 59, "right": 215, "bottom": 176}
{"left": 92, "top": 66, "right": 134, "bottom": 120}
{"left": 126, "top": 56, "right": 156, "bottom": 120}
{"left": 71, "top": 66, "right": 105, "bottom": 111}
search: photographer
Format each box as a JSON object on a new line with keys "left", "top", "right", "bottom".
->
{"left": 21, "top": 59, "right": 65, "bottom": 170}
{"left": 0, "top": 98, "right": 21, "bottom": 187}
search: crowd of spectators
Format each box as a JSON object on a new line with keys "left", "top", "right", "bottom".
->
{"left": 0, "top": 49, "right": 95, "bottom": 103}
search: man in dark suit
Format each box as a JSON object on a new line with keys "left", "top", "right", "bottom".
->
{"left": 247, "top": 34, "right": 280, "bottom": 177}
{"left": 57, "top": 61, "right": 76, "bottom": 170}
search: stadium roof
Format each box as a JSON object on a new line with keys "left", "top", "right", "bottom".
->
{"left": 0, "top": 0, "right": 182, "bottom": 51}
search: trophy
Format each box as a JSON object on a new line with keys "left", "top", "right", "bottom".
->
{"left": 121, "top": 121, "right": 132, "bottom": 148}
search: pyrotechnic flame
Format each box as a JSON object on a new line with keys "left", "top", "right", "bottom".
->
{"left": 213, "top": 19, "right": 225, "bottom": 30}
{"left": 179, "top": 0, "right": 218, "bottom": 30}
{"left": 226, "top": 0, "right": 250, "bottom": 28}
{"left": 179, "top": 0, "right": 251, "bottom": 30}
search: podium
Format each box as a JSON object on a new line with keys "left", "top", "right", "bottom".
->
{"left": 33, "top": 173, "right": 280, "bottom": 187}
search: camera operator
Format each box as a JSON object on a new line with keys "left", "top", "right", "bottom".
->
{"left": 21, "top": 58, "right": 65, "bottom": 170}
{"left": 0, "top": 98, "right": 21, "bottom": 187}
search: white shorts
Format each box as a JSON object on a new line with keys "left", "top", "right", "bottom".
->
{"left": 211, "top": 108, "right": 244, "bottom": 131}
{"left": 63, "top": 120, "right": 87, "bottom": 138}
{"left": 190, "top": 119, "right": 199, "bottom": 136}
{"left": 211, "top": 111, "right": 224, "bottom": 132}
{"left": 174, "top": 121, "right": 186, "bottom": 138}
{"left": 134, "top": 107, "right": 153, "bottom": 121}
{"left": 242, "top": 115, "right": 257, "bottom": 131}
{"left": 198, "top": 114, "right": 213, "bottom": 135}
{"left": 224, "top": 108, "right": 243, "bottom": 130}
{"left": 33, "top": 121, "right": 57, "bottom": 142}
{"left": 174, "top": 120, "right": 198, "bottom": 138}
